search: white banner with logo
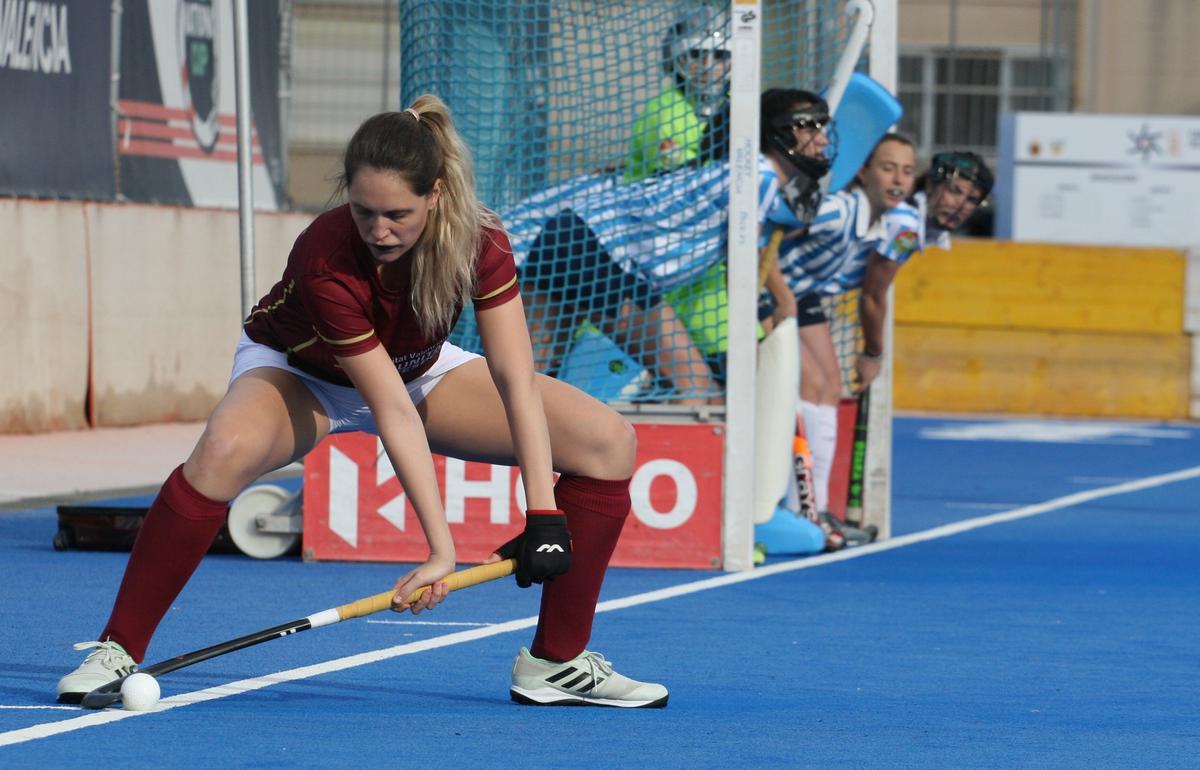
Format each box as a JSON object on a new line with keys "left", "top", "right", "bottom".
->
{"left": 995, "top": 112, "right": 1200, "bottom": 247}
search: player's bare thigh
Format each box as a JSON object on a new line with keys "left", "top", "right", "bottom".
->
{"left": 799, "top": 321, "right": 842, "bottom": 403}
{"left": 418, "top": 358, "right": 636, "bottom": 480}
{"left": 184, "top": 367, "right": 331, "bottom": 500}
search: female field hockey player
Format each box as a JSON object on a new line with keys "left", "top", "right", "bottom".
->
{"left": 772, "top": 134, "right": 919, "bottom": 517}
{"left": 781, "top": 145, "right": 993, "bottom": 518}
{"left": 58, "top": 95, "right": 668, "bottom": 709}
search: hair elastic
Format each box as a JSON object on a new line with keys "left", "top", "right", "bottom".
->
{"left": 405, "top": 108, "right": 420, "bottom": 122}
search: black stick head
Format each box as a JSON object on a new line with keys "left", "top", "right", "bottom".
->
{"left": 80, "top": 678, "right": 126, "bottom": 710}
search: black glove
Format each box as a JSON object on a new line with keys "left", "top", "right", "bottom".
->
{"left": 494, "top": 510, "right": 572, "bottom": 588}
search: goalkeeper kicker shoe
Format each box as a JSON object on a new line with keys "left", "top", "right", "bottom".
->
{"left": 56, "top": 640, "right": 137, "bottom": 704}
{"left": 510, "top": 647, "right": 668, "bottom": 708}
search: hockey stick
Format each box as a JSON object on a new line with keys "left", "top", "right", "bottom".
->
{"left": 80, "top": 558, "right": 516, "bottom": 709}
{"left": 824, "top": 0, "right": 875, "bottom": 117}
{"left": 820, "top": 0, "right": 878, "bottom": 194}
{"left": 844, "top": 387, "right": 869, "bottom": 526}
{"left": 793, "top": 416, "right": 848, "bottom": 552}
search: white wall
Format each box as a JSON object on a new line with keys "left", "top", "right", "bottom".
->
{"left": 0, "top": 199, "right": 90, "bottom": 432}
{"left": 1, "top": 200, "right": 311, "bottom": 433}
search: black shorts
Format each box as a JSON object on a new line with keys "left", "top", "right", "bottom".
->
{"left": 757, "top": 291, "right": 828, "bottom": 327}
{"left": 518, "top": 211, "right": 662, "bottom": 314}
{"left": 795, "top": 292, "right": 828, "bottom": 328}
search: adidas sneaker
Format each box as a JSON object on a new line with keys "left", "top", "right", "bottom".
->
{"left": 56, "top": 640, "right": 137, "bottom": 704}
{"left": 510, "top": 647, "right": 668, "bottom": 708}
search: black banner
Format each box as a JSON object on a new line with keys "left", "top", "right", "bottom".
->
{"left": 0, "top": 0, "right": 114, "bottom": 200}
{"left": 117, "top": 0, "right": 284, "bottom": 209}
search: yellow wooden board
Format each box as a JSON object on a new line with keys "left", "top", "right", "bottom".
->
{"left": 895, "top": 240, "right": 1186, "bottom": 335}
{"left": 894, "top": 324, "right": 1191, "bottom": 419}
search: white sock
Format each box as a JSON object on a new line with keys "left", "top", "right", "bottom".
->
{"left": 803, "top": 401, "right": 838, "bottom": 511}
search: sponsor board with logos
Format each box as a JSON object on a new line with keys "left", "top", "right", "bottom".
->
{"left": 302, "top": 423, "right": 725, "bottom": 569}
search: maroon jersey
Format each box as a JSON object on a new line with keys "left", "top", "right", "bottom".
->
{"left": 244, "top": 204, "right": 518, "bottom": 386}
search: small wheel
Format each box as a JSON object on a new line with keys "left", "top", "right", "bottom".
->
{"left": 227, "top": 484, "right": 301, "bottom": 559}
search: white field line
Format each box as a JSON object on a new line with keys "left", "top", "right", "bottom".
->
{"left": 3, "top": 464, "right": 1197, "bottom": 747}
{"left": 364, "top": 620, "right": 493, "bottom": 627}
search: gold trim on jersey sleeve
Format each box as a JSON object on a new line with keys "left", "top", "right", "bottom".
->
{"left": 243, "top": 280, "right": 296, "bottom": 324}
{"left": 288, "top": 336, "right": 318, "bottom": 354}
{"left": 318, "top": 329, "right": 376, "bottom": 346}
{"left": 474, "top": 275, "right": 517, "bottom": 302}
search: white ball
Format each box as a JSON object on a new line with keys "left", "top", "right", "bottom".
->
{"left": 120, "top": 672, "right": 161, "bottom": 711}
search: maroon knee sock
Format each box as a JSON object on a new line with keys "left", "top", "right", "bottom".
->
{"left": 99, "top": 465, "right": 229, "bottom": 662}
{"left": 530, "top": 475, "right": 631, "bottom": 662}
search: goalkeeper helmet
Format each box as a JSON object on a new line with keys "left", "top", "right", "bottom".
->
{"left": 663, "top": 4, "right": 731, "bottom": 118}
{"left": 928, "top": 151, "right": 994, "bottom": 197}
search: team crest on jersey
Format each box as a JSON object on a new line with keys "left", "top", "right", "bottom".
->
{"left": 178, "top": 0, "right": 220, "bottom": 153}
{"left": 891, "top": 230, "right": 919, "bottom": 259}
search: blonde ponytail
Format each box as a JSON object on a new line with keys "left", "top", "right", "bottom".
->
{"left": 404, "top": 95, "right": 497, "bottom": 337}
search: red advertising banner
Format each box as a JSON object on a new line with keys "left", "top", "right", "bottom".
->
{"left": 302, "top": 423, "right": 724, "bottom": 569}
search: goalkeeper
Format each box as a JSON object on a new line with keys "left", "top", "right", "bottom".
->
{"left": 623, "top": 3, "right": 733, "bottom": 386}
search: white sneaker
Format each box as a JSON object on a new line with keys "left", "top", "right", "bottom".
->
{"left": 56, "top": 640, "right": 137, "bottom": 704}
{"left": 510, "top": 647, "right": 668, "bottom": 708}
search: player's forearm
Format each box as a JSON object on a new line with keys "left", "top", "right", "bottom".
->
{"left": 859, "top": 290, "right": 887, "bottom": 357}
{"left": 492, "top": 368, "right": 557, "bottom": 510}
{"left": 765, "top": 261, "right": 797, "bottom": 317}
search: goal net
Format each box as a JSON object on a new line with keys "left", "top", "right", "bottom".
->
{"left": 398, "top": 0, "right": 895, "bottom": 564}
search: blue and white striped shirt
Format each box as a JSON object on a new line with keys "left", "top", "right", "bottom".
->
{"left": 818, "top": 190, "right": 951, "bottom": 295}
{"left": 502, "top": 157, "right": 802, "bottom": 294}
{"left": 776, "top": 188, "right": 883, "bottom": 297}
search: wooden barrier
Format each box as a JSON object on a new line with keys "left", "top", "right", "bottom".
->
{"left": 894, "top": 240, "right": 1194, "bottom": 419}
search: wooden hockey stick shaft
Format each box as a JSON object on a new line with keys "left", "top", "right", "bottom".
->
{"left": 80, "top": 559, "right": 516, "bottom": 709}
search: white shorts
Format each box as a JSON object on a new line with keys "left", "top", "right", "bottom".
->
{"left": 230, "top": 332, "right": 480, "bottom": 435}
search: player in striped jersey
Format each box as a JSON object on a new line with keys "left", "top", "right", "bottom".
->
{"left": 771, "top": 134, "right": 918, "bottom": 515}
{"left": 820, "top": 150, "right": 993, "bottom": 393}
{"left": 787, "top": 147, "right": 993, "bottom": 517}
{"left": 507, "top": 89, "right": 831, "bottom": 404}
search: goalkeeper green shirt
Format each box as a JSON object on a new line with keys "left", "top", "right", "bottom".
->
{"left": 624, "top": 88, "right": 706, "bottom": 183}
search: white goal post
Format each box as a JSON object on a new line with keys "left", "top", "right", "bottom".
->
{"left": 723, "top": 0, "right": 897, "bottom": 570}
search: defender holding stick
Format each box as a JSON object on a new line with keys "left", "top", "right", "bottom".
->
{"left": 58, "top": 96, "right": 667, "bottom": 709}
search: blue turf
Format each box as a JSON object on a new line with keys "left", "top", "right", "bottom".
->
{"left": 2, "top": 416, "right": 1198, "bottom": 767}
